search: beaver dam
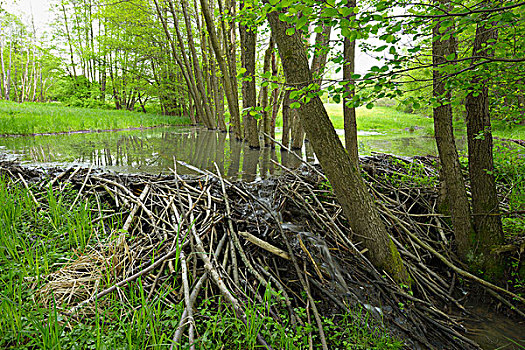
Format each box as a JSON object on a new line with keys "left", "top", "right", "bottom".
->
{"left": 1, "top": 154, "right": 523, "bottom": 349}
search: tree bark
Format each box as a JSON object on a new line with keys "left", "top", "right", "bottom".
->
{"left": 154, "top": 0, "right": 203, "bottom": 124}
{"left": 343, "top": 0, "right": 358, "bottom": 165}
{"left": 178, "top": 0, "right": 217, "bottom": 129}
{"left": 465, "top": 20, "right": 504, "bottom": 279}
{"left": 281, "top": 89, "right": 291, "bottom": 148}
{"left": 200, "top": 0, "right": 242, "bottom": 139}
{"left": 260, "top": 38, "right": 273, "bottom": 147}
{"left": 61, "top": 3, "right": 78, "bottom": 81}
{"left": 239, "top": 8, "right": 259, "bottom": 148}
{"left": 0, "top": 32, "right": 5, "bottom": 99}
{"left": 267, "top": 8, "right": 410, "bottom": 283}
{"left": 432, "top": 0, "right": 474, "bottom": 260}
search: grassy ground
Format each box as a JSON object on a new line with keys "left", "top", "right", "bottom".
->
{"left": 323, "top": 104, "right": 434, "bottom": 134}
{"left": 0, "top": 101, "right": 191, "bottom": 135}
{"left": 320, "top": 103, "right": 525, "bottom": 140}
{"left": 0, "top": 175, "right": 402, "bottom": 349}
{"left": 2, "top": 100, "right": 522, "bottom": 140}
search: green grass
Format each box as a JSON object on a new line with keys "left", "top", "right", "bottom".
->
{"left": 0, "top": 100, "right": 191, "bottom": 135}
{"left": 492, "top": 120, "right": 525, "bottom": 140}
{"left": 323, "top": 103, "right": 434, "bottom": 134}
{"left": 0, "top": 174, "right": 402, "bottom": 349}
{"left": 321, "top": 103, "right": 524, "bottom": 140}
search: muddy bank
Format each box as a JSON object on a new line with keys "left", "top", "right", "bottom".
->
{"left": 0, "top": 155, "right": 523, "bottom": 349}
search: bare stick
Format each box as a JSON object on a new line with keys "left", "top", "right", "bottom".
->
{"left": 180, "top": 250, "right": 195, "bottom": 350}
{"left": 380, "top": 201, "right": 525, "bottom": 305}
{"left": 238, "top": 231, "right": 290, "bottom": 260}
{"left": 69, "top": 164, "right": 94, "bottom": 211}
{"left": 18, "top": 173, "right": 39, "bottom": 206}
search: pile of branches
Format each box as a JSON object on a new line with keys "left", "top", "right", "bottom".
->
{"left": 1, "top": 155, "right": 523, "bottom": 349}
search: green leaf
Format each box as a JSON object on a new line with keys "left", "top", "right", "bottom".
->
{"left": 285, "top": 27, "right": 295, "bottom": 36}
{"left": 297, "top": 16, "right": 308, "bottom": 30}
{"left": 290, "top": 102, "right": 301, "bottom": 109}
{"left": 290, "top": 90, "right": 300, "bottom": 99}
{"left": 339, "top": 7, "right": 353, "bottom": 17}
{"left": 236, "top": 68, "right": 247, "bottom": 79}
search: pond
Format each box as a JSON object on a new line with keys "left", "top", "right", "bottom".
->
{"left": 0, "top": 126, "right": 463, "bottom": 179}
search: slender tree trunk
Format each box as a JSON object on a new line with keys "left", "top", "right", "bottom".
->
{"left": 267, "top": 7, "right": 409, "bottom": 283}
{"left": 0, "top": 33, "right": 5, "bottom": 99}
{"left": 290, "top": 110, "right": 304, "bottom": 150}
{"left": 61, "top": 4, "right": 77, "bottom": 81}
{"left": 210, "top": 35, "right": 227, "bottom": 131}
{"left": 260, "top": 38, "right": 273, "bottom": 147}
{"left": 290, "top": 23, "right": 332, "bottom": 150}
{"left": 432, "top": 0, "right": 473, "bottom": 260}
{"left": 217, "top": 0, "right": 240, "bottom": 133}
{"left": 7, "top": 39, "right": 11, "bottom": 100}
{"left": 281, "top": 89, "right": 291, "bottom": 147}
{"left": 154, "top": 0, "right": 203, "bottom": 124}
{"left": 198, "top": 8, "right": 215, "bottom": 120}
{"left": 178, "top": 0, "right": 217, "bottom": 129}
{"left": 269, "top": 47, "right": 282, "bottom": 144}
{"left": 465, "top": 20, "right": 504, "bottom": 280}
{"left": 239, "top": 12, "right": 259, "bottom": 148}
{"left": 343, "top": 0, "right": 358, "bottom": 165}
{"left": 200, "top": 0, "right": 242, "bottom": 139}
{"left": 21, "top": 46, "right": 30, "bottom": 102}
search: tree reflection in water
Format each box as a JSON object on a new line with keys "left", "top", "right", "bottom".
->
{"left": 0, "top": 126, "right": 453, "bottom": 179}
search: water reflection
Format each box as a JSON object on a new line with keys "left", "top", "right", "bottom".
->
{"left": 0, "top": 126, "right": 459, "bottom": 179}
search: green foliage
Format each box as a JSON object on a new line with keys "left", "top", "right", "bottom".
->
{"left": 50, "top": 76, "right": 107, "bottom": 109}
{"left": 492, "top": 142, "right": 525, "bottom": 239}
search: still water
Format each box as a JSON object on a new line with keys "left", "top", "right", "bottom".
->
{"left": 0, "top": 126, "right": 460, "bottom": 179}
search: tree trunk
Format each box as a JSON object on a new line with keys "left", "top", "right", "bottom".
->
{"left": 200, "top": 0, "right": 242, "bottom": 139}
{"left": 7, "top": 39, "right": 11, "bottom": 100}
{"left": 290, "top": 110, "right": 304, "bottom": 150}
{"left": 0, "top": 33, "right": 5, "bottom": 99}
{"left": 260, "top": 38, "right": 273, "bottom": 147}
{"left": 281, "top": 89, "right": 291, "bottom": 148}
{"left": 239, "top": 10, "right": 259, "bottom": 148}
{"left": 209, "top": 35, "right": 227, "bottom": 131}
{"left": 178, "top": 0, "right": 217, "bottom": 129}
{"left": 432, "top": 0, "right": 473, "bottom": 260}
{"left": 61, "top": 3, "right": 78, "bottom": 81}
{"left": 267, "top": 8, "right": 410, "bottom": 283}
{"left": 270, "top": 47, "right": 282, "bottom": 144}
{"left": 465, "top": 21, "right": 504, "bottom": 280}
{"left": 343, "top": 0, "right": 358, "bottom": 165}
{"left": 154, "top": 0, "right": 203, "bottom": 124}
